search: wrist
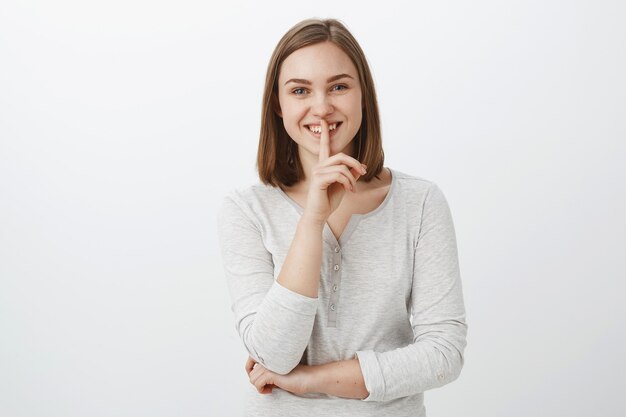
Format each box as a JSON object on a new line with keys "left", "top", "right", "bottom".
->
{"left": 299, "top": 212, "right": 326, "bottom": 230}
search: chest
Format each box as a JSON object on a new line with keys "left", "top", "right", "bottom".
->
{"left": 326, "top": 213, "right": 353, "bottom": 242}
{"left": 287, "top": 187, "right": 389, "bottom": 241}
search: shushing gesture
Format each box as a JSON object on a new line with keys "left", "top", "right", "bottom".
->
{"left": 303, "top": 119, "right": 367, "bottom": 225}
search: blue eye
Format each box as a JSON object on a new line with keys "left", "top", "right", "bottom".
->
{"left": 291, "top": 85, "right": 347, "bottom": 95}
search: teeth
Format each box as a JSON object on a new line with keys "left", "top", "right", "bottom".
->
{"left": 308, "top": 123, "right": 338, "bottom": 133}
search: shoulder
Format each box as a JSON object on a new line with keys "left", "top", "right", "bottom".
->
{"left": 389, "top": 167, "right": 442, "bottom": 198}
{"left": 217, "top": 181, "right": 283, "bottom": 225}
{"left": 220, "top": 182, "right": 270, "bottom": 208}
{"left": 390, "top": 167, "right": 434, "bottom": 187}
{"left": 388, "top": 167, "right": 454, "bottom": 215}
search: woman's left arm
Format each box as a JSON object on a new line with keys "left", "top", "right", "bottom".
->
{"left": 353, "top": 183, "right": 468, "bottom": 402}
{"left": 306, "top": 358, "right": 369, "bottom": 399}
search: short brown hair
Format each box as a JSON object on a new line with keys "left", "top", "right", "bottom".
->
{"left": 256, "top": 18, "right": 385, "bottom": 187}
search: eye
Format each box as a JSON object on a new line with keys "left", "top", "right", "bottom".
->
{"left": 291, "top": 87, "right": 308, "bottom": 95}
{"left": 332, "top": 84, "right": 348, "bottom": 92}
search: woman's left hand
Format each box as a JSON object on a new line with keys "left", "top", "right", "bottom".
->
{"left": 245, "top": 356, "right": 313, "bottom": 395}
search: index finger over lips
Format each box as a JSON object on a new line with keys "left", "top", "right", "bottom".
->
{"left": 318, "top": 119, "right": 330, "bottom": 162}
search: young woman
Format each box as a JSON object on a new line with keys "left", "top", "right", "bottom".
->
{"left": 217, "top": 18, "right": 468, "bottom": 417}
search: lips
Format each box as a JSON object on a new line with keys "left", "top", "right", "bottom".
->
{"left": 305, "top": 121, "right": 343, "bottom": 135}
{"left": 306, "top": 122, "right": 342, "bottom": 139}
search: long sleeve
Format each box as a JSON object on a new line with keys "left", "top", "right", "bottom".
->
{"left": 354, "top": 183, "right": 468, "bottom": 401}
{"left": 216, "top": 193, "right": 319, "bottom": 375}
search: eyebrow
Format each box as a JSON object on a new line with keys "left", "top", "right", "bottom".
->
{"left": 284, "top": 73, "right": 354, "bottom": 86}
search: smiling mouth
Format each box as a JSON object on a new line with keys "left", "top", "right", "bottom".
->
{"left": 305, "top": 122, "right": 343, "bottom": 137}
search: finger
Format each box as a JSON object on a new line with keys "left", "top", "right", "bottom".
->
{"left": 317, "top": 165, "right": 358, "bottom": 192}
{"left": 249, "top": 364, "right": 268, "bottom": 384}
{"left": 245, "top": 356, "right": 256, "bottom": 376}
{"left": 348, "top": 163, "right": 367, "bottom": 191}
{"left": 249, "top": 369, "right": 260, "bottom": 386}
{"left": 319, "top": 152, "right": 366, "bottom": 178}
{"left": 350, "top": 164, "right": 366, "bottom": 186}
{"left": 350, "top": 163, "right": 367, "bottom": 188}
{"left": 320, "top": 170, "right": 353, "bottom": 193}
{"left": 248, "top": 364, "right": 261, "bottom": 384}
{"left": 260, "top": 383, "right": 275, "bottom": 394}
{"left": 253, "top": 372, "right": 274, "bottom": 394}
{"left": 318, "top": 119, "right": 330, "bottom": 162}
{"left": 249, "top": 364, "right": 263, "bottom": 381}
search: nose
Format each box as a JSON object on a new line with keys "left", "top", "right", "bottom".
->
{"left": 311, "top": 94, "right": 334, "bottom": 118}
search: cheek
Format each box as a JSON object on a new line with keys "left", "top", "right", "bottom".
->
{"left": 280, "top": 109, "right": 305, "bottom": 138}
{"left": 348, "top": 102, "right": 363, "bottom": 125}
{"left": 282, "top": 105, "right": 307, "bottom": 126}
{"left": 338, "top": 94, "right": 362, "bottom": 117}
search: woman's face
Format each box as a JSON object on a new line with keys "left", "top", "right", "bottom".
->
{"left": 276, "top": 41, "right": 363, "bottom": 162}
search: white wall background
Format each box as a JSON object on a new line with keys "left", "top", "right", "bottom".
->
{"left": 1, "top": 1, "right": 624, "bottom": 416}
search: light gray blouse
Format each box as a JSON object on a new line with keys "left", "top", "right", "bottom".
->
{"left": 217, "top": 167, "right": 468, "bottom": 417}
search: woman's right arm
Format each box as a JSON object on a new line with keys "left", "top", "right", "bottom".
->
{"left": 279, "top": 118, "right": 364, "bottom": 299}
{"left": 217, "top": 194, "right": 320, "bottom": 375}
{"left": 276, "top": 214, "right": 324, "bottom": 298}
{"left": 218, "top": 121, "right": 364, "bottom": 376}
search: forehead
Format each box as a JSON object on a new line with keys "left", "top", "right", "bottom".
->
{"left": 278, "top": 42, "right": 358, "bottom": 83}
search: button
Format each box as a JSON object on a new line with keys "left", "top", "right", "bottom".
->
{"left": 334, "top": 246, "right": 340, "bottom": 253}
{"left": 333, "top": 264, "right": 340, "bottom": 271}
{"left": 437, "top": 373, "right": 444, "bottom": 380}
{"left": 330, "top": 304, "right": 336, "bottom": 311}
{"left": 333, "top": 284, "right": 338, "bottom": 292}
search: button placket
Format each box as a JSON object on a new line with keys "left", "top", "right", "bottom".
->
{"left": 328, "top": 245, "right": 342, "bottom": 327}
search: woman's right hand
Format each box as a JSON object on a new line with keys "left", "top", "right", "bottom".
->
{"left": 302, "top": 118, "right": 367, "bottom": 225}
